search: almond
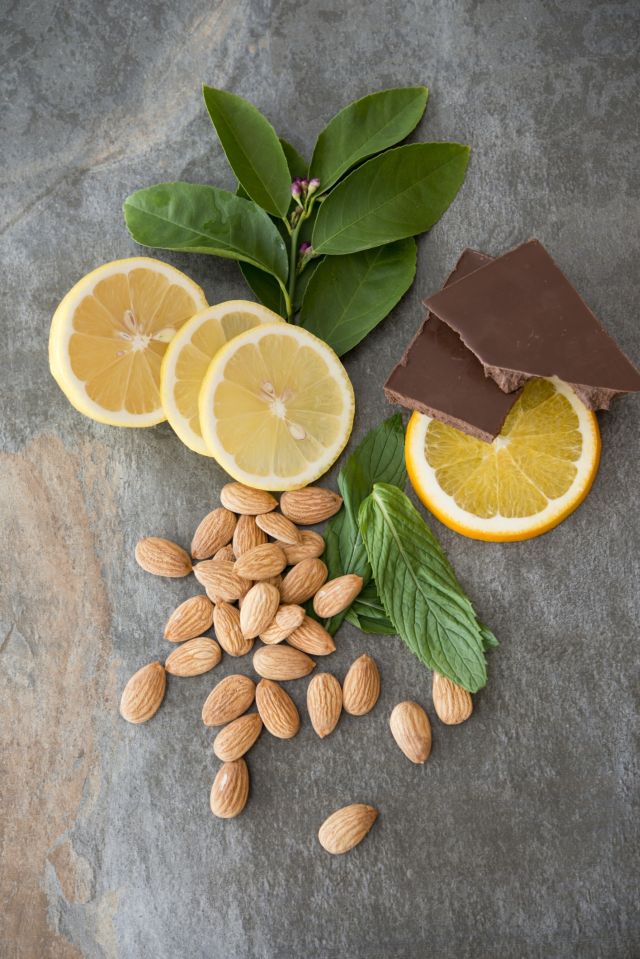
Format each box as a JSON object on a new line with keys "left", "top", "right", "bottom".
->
{"left": 432, "top": 672, "right": 473, "bottom": 725}
{"left": 234, "top": 543, "right": 287, "bottom": 581}
{"left": 163, "top": 594, "right": 214, "bottom": 642}
{"left": 210, "top": 759, "right": 249, "bottom": 818}
{"left": 220, "top": 482, "right": 277, "bottom": 515}
{"left": 279, "top": 558, "right": 328, "bottom": 605}
{"left": 233, "top": 514, "right": 268, "bottom": 556}
{"left": 389, "top": 701, "right": 432, "bottom": 764}
{"left": 307, "top": 672, "right": 342, "bottom": 738}
{"left": 283, "top": 530, "right": 325, "bottom": 565}
{"left": 253, "top": 645, "right": 316, "bottom": 681}
{"left": 259, "top": 604, "right": 306, "bottom": 644}
{"left": 213, "top": 713, "right": 262, "bottom": 761}
{"left": 135, "top": 537, "right": 192, "bottom": 577}
{"left": 318, "top": 804, "right": 378, "bottom": 855}
{"left": 213, "top": 544, "right": 236, "bottom": 563}
{"left": 313, "top": 574, "right": 364, "bottom": 618}
{"left": 255, "top": 511, "right": 301, "bottom": 545}
{"left": 191, "top": 507, "right": 236, "bottom": 560}
{"left": 119, "top": 662, "right": 166, "bottom": 724}
{"left": 255, "top": 679, "right": 300, "bottom": 739}
{"left": 280, "top": 487, "right": 343, "bottom": 525}
{"left": 193, "top": 559, "right": 251, "bottom": 602}
{"left": 240, "top": 583, "right": 280, "bottom": 639}
{"left": 342, "top": 654, "right": 380, "bottom": 716}
{"left": 287, "top": 616, "right": 336, "bottom": 656}
{"left": 213, "top": 601, "right": 253, "bottom": 657}
{"left": 165, "top": 637, "right": 222, "bottom": 677}
{"left": 202, "top": 674, "right": 256, "bottom": 726}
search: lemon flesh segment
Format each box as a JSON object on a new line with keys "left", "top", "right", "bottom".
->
{"left": 160, "top": 301, "right": 284, "bottom": 456}
{"left": 406, "top": 378, "right": 601, "bottom": 541}
{"left": 199, "top": 324, "right": 355, "bottom": 490}
{"left": 49, "top": 257, "right": 207, "bottom": 427}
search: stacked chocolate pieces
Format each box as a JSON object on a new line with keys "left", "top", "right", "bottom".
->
{"left": 385, "top": 240, "right": 640, "bottom": 442}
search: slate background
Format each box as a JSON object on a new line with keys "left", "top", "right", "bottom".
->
{"left": 1, "top": 1, "right": 639, "bottom": 957}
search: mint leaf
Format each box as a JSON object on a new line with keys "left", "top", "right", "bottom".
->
{"left": 358, "top": 483, "right": 490, "bottom": 692}
{"left": 310, "top": 86, "right": 428, "bottom": 193}
{"left": 203, "top": 86, "right": 292, "bottom": 218}
{"left": 323, "top": 414, "right": 406, "bottom": 634}
{"left": 312, "top": 142, "right": 470, "bottom": 256}
{"left": 345, "top": 581, "right": 394, "bottom": 634}
{"left": 298, "top": 238, "right": 416, "bottom": 355}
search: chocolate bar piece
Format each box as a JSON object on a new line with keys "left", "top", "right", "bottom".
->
{"left": 384, "top": 250, "right": 521, "bottom": 441}
{"left": 425, "top": 239, "right": 640, "bottom": 410}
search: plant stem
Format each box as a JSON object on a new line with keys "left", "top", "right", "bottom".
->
{"left": 287, "top": 217, "right": 303, "bottom": 319}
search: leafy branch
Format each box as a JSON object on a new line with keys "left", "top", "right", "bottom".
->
{"left": 123, "top": 84, "right": 470, "bottom": 354}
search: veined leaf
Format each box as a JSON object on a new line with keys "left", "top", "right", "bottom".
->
{"left": 323, "top": 414, "right": 406, "bottom": 635}
{"left": 358, "top": 484, "right": 489, "bottom": 692}
{"left": 203, "top": 86, "right": 292, "bottom": 218}
{"left": 312, "top": 142, "right": 470, "bottom": 256}
{"left": 310, "top": 86, "right": 428, "bottom": 192}
{"left": 345, "top": 581, "right": 394, "bottom": 634}
{"left": 299, "top": 238, "right": 416, "bottom": 355}
{"left": 280, "top": 138, "right": 308, "bottom": 179}
{"left": 239, "top": 263, "right": 288, "bottom": 316}
{"left": 124, "top": 182, "right": 288, "bottom": 283}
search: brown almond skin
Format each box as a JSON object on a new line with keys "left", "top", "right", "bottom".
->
{"left": 163, "top": 594, "right": 214, "bottom": 642}
{"left": 279, "top": 558, "right": 328, "bottom": 605}
{"left": 220, "top": 482, "right": 277, "bottom": 515}
{"left": 255, "top": 679, "right": 300, "bottom": 739}
{"left": 253, "top": 645, "right": 316, "bottom": 681}
{"left": 165, "top": 638, "right": 222, "bottom": 677}
{"left": 213, "top": 544, "right": 236, "bottom": 563}
{"left": 202, "top": 674, "right": 256, "bottom": 726}
{"left": 239, "top": 582, "right": 280, "bottom": 639}
{"left": 342, "top": 654, "right": 380, "bottom": 716}
{"left": 432, "top": 672, "right": 473, "bottom": 725}
{"left": 259, "top": 604, "right": 306, "bottom": 644}
{"left": 135, "top": 537, "right": 192, "bottom": 577}
{"left": 120, "top": 662, "right": 166, "bottom": 724}
{"left": 191, "top": 507, "right": 237, "bottom": 560}
{"left": 213, "top": 713, "right": 263, "bottom": 761}
{"left": 287, "top": 616, "right": 336, "bottom": 656}
{"left": 193, "top": 559, "right": 251, "bottom": 603}
{"left": 213, "top": 601, "right": 253, "bottom": 657}
{"left": 283, "top": 531, "right": 325, "bottom": 565}
{"left": 313, "top": 574, "right": 364, "bottom": 618}
{"left": 280, "top": 488, "right": 343, "bottom": 525}
{"left": 389, "top": 701, "right": 432, "bottom": 764}
{"left": 307, "top": 672, "right": 342, "bottom": 738}
{"left": 255, "top": 511, "right": 301, "bottom": 545}
{"left": 210, "top": 759, "right": 250, "bottom": 819}
{"left": 318, "top": 804, "right": 378, "bottom": 854}
{"left": 233, "top": 514, "right": 268, "bottom": 556}
{"left": 234, "top": 543, "right": 287, "bottom": 581}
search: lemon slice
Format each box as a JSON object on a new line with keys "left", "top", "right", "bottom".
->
{"left": 160, "top": 301, "right": 284, "bottom": 455}
{"left": 49, "top": 257, "right": 207, "bottom": 427}
{"left": 199, "top": 324, "right": 355, "bottom": 490}
{"left": 406, "top": 378, "right": 601, "bottom": 541}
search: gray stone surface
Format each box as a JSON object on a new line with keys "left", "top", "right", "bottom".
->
{"left": 1, "top": 1, "right": 639, "bottom": 957}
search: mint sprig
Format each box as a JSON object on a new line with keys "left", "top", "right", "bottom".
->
{"left": 358, "top": 484, "right": 491, "bottom": 693}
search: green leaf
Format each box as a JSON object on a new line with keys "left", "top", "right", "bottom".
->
{"left": 294, "top": 259, "right": 321, "bottom": 312}
{"left": 312, "top": 142, "right": 470, "bottom": 256}
{"left": 345, "top": 581, "right": 394, "bottom": 634}
{"left": 239, "top": 263, "right": 287, "bottom": 316}
{"left": 280, "top": 138, "right": 308, "bottom": 179}
{"left": 124, "top": 182, "right": 288, "bottom": 283}
{"left": 323, "top": 414, "right": 407, "bottom": 635}
{"left": 358, "top": 484, "right": 489, "bottom": 692}
{"left": 299, "top": 238, "right": 416, "bottom": 355}
{"left": 203, "top": 86, "right": 292, "bottom": 218}
{"left": 310, "top": 86, "right": 428, "bottom": 193}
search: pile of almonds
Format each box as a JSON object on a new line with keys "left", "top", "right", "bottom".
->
{"left": 120, "top": 481, "right": 474, "bottom": 854}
